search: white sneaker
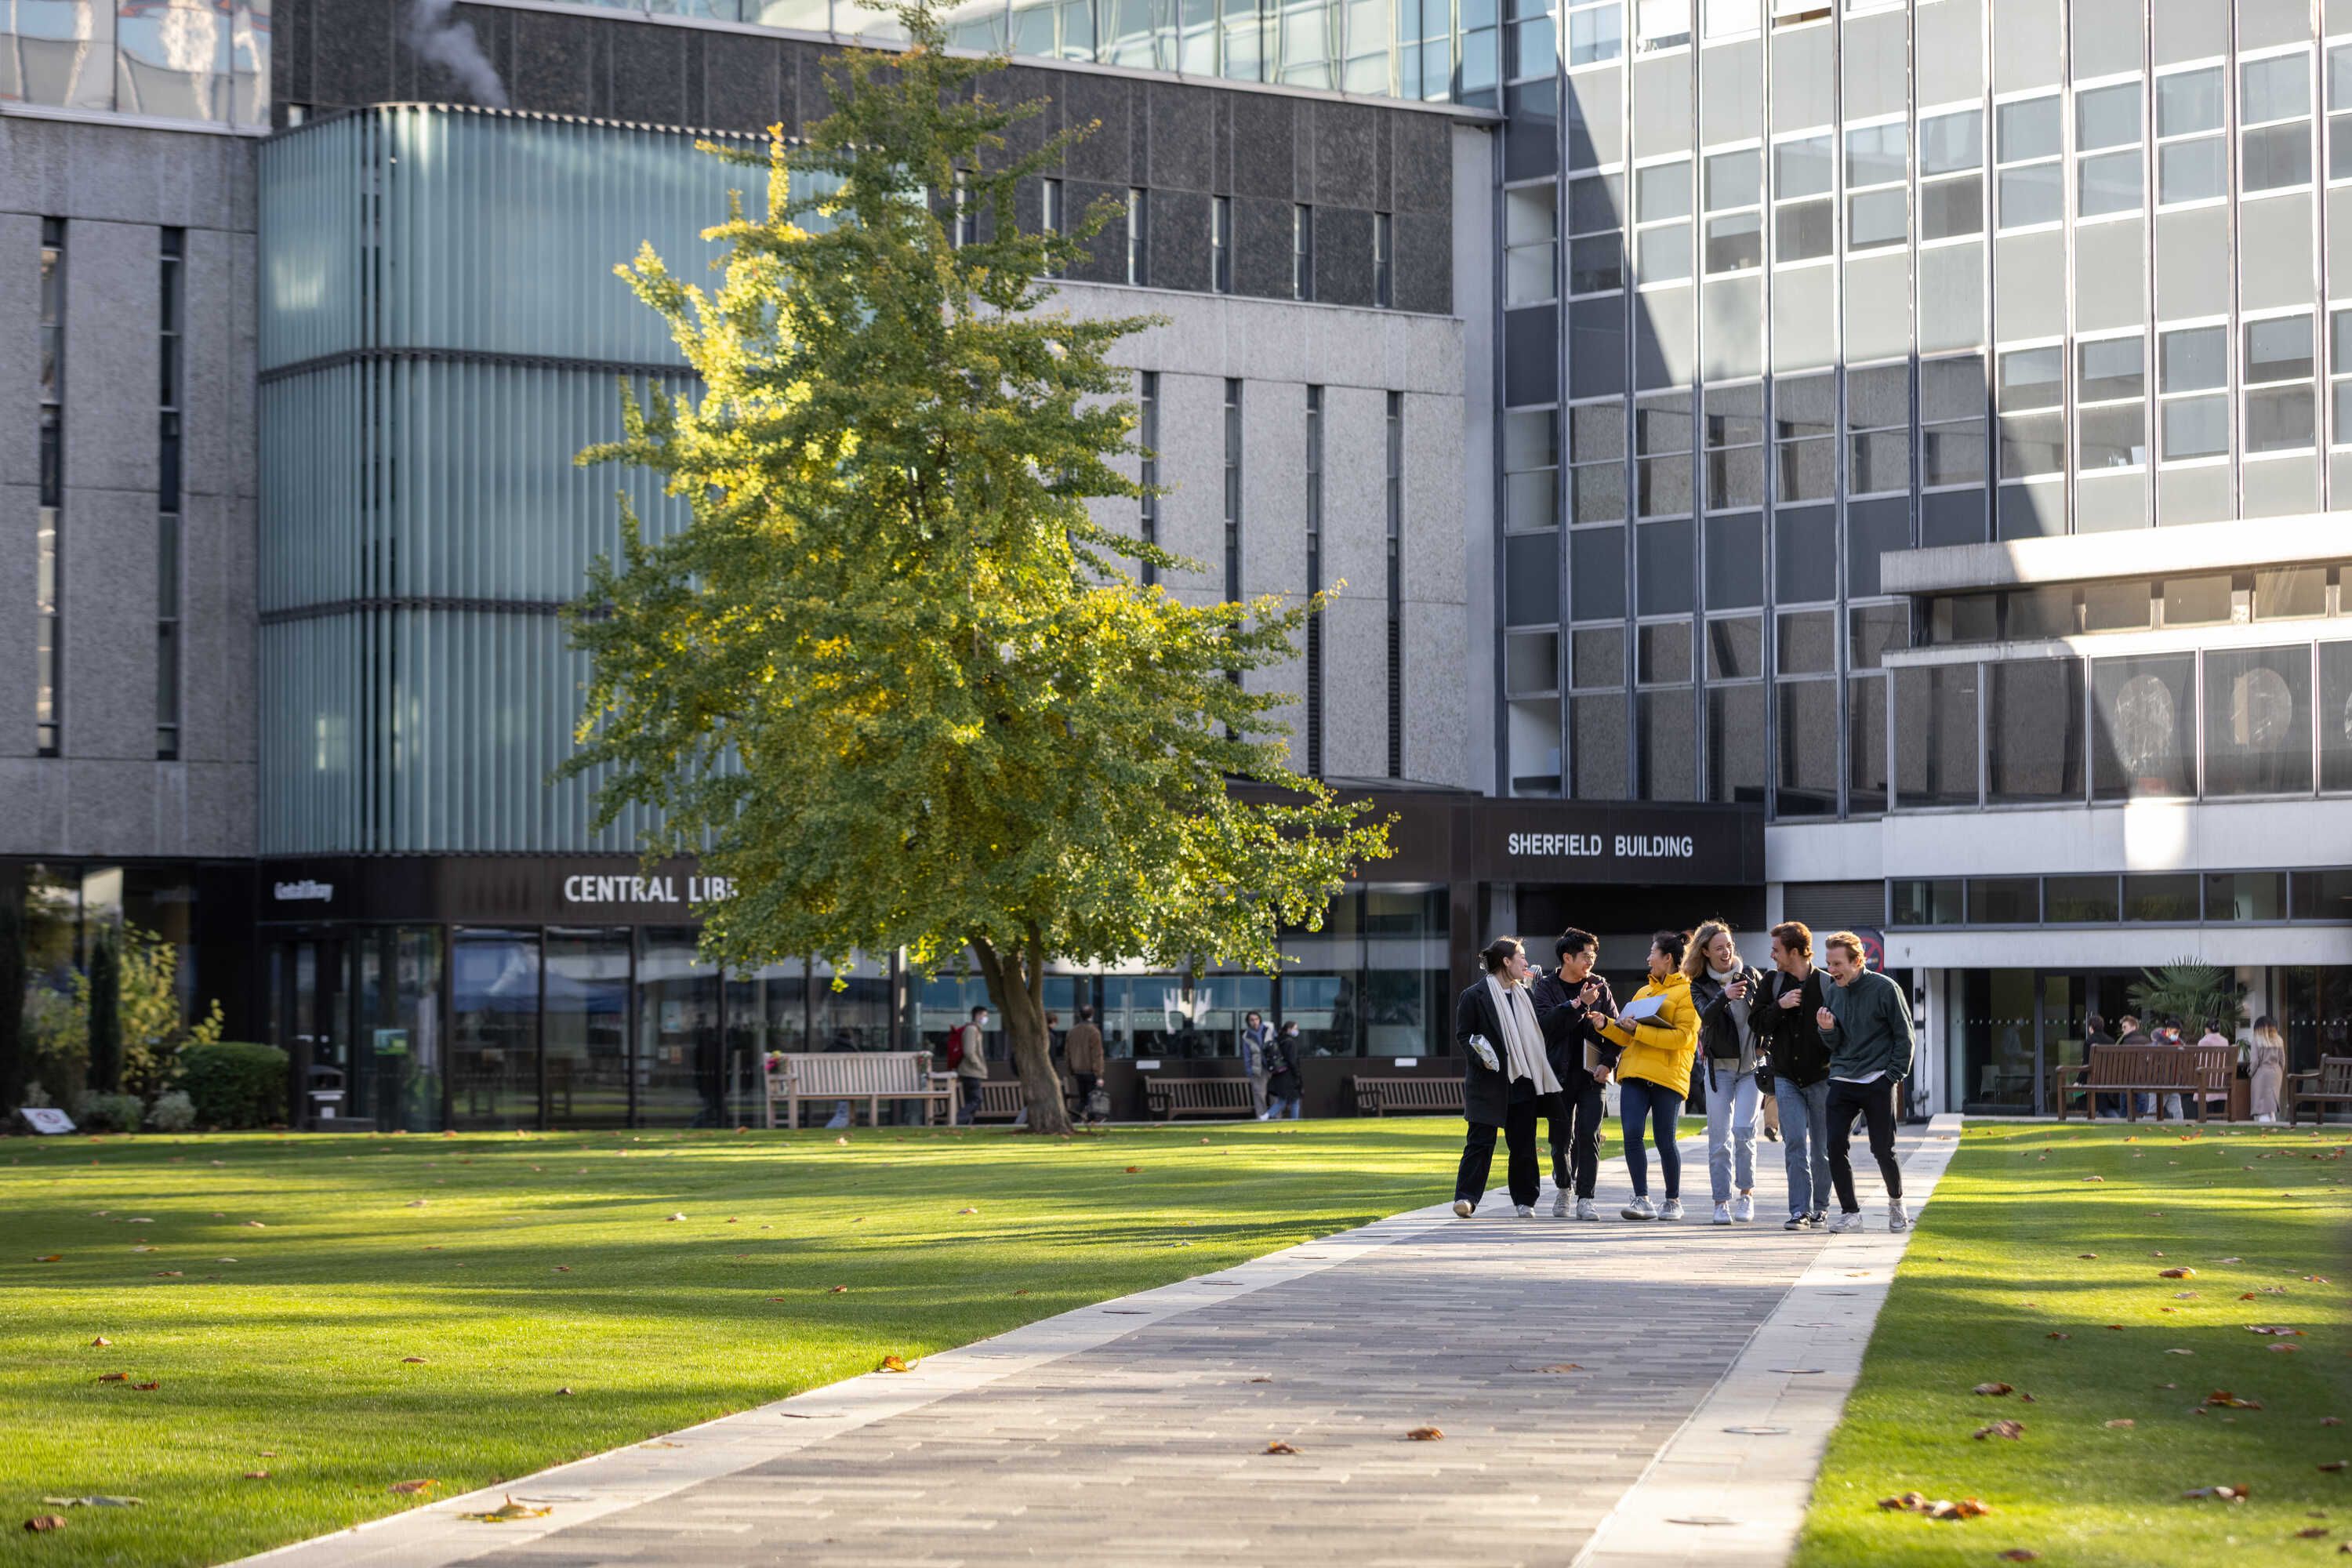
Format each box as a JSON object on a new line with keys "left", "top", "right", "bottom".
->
{"left": 1889, "top": 1199, "right": 1911, "bottom": 1233}
{"left": 1827, "top": 1210, "right": 1864, "bottom": 1233}
{"left": 1575, "top": 1198, "right": 1599, "bottom": 1221}
{"left": 1659, "top": 1200, "right": 1685, "bottom": 1221}
{"left": 1621, "top": 1196, "right": 1657, "bottom": 1221}
{"left": 1515, "top": 1204, "right": 1535, "bottom": 1218}
{"left": 1552, "top": 1190, "right": 1571, "bottom": 1218}
{"left": 1711, "top": 1201, "right": 1733, "bottom": 1225}
{"left": 1732, "top": 1195, "right": 1755, "bottom": 1223}
{"left": 1452, "top": 1199, "right": 1474, "bottom": 1219}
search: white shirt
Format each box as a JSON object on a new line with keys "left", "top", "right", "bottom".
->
{"left": 1833, "top": 1069, "right": 1886, "bottom": 1085}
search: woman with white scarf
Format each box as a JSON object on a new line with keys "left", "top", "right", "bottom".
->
{"left": 1452, "top": 936, "right": 1563, "bottom": 1218}
{"left": 1687, "top": 921, "right": 1766, "bottom": 1225}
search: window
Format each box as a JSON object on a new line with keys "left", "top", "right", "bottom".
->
{"left": 2205, "top": 645, "right": 2312, "bottom": 796}
{"left": 1505, "top": 408, "right": 1560, "bottom": 532}
{"left": 1386, "top": 392, "right": 1404, "bottom": 778}
{"left": 2332, "top": 42, "right": 2352, "bottom": 181}
{"left": 1566, "top": 0, "right": 1624, "bottom": 65}
{"left": 2155, "top": 65, "right": 2226, "bottom": 205}
{"left": 1567, "top": 172, "right": 1625, "bottom": 295}
{"left": 1635, "top": 392, "right": 1692, "bottom": 517}
{"left": 1634, "top": 159, "right": 1693, "bottom": 284}
{"left": 2206, "top": 871, "right": 2288, "bottom": 921}
{"left": 1844, "top": 120, "right": 1907, "bottom": 252}
{"left": 1997, "top": 345, "right": 2064, "bottom": 478}
{"left": 1126, "top": 187, "right": 1148, "bottom": 285}
{"left": 1293, "top": 203, "right": 1316, "bottom": 300}
{"left": 1893, "top": 664, "right": 1980, "bottom": 808}
{"left": 1987, "top": 658, "right": 2085, "bottom": 803}
{"left": 951, "top": 169, "right": 975, "bottom": 248}
{"left": 1846, "top": 362, "right": 1909, "bottom": 495}
{"left": 1921, "top": 354, "right": 1987, "bottom": 486}
{"left": 1773, "top": 133, "right": 1834, "bottom": 263}
{"left": 1222, "top": 379, "right": 1242, "bottom": 603}
{"left": 1918, "top": 106, "right": 1984, "bottom": 241}
{"left": 158, "top": 227, "right": 183, "bottom": 762}
{"left": 1211, "top": 194, "right": 1232, "bottom": 293}
{"left": 1305, "top": 386, "right": 1324, "bottom": 777}
{"left": 1890, "top": 878, "right": 1963, "bottom": 925}
{"left": 2045, "top": 875, "right": 2121, "bottom": 923}
{"left": 1138, "top": 371, "right": 1160, "bottom": 586}
{"left": 1040, "top": 177, "right": 1063, "bottom": 277}
{"left": 2075, "top": 335, "right": 2147, "bottom": 470}
{"left": 37, "top": 217, "right": 63, "bottom": 758}
{"left": 2075, "top": 79, "right": 2144, "bottom": 217}
{"left": 1995, "top": 93, "right": 2063, "bottom": 230}
{"left": 1969, "top": 878, "right": 2039, "bottom": 924}
{"left": 1506, "top": 184, "right": 1559, "bottom": 307}
{"left": 2122, "top": 873, "right": 2201, "bottom": 921}
{"left": 2159, "top": 324, "right": 2230, "bottom": 462}
{"left": 1773, "top": 372, "right": 1835, "bottom": 502}
{"left": 2092, "top": 652, "right": 2194, "bottom": 800}
{"left": 2241, "top": 52, "right": 2314, "bottom": 194}
{"left": 2334, "top": 307, "right": 2352, "bottom": 447}
{"left": 1702, "top": 383, "right": 1763, "bottom": 509}
{"left": 1702, "top": 0, "right": 1757, "bottom": 39}
{"left": 1635, "top": 0, "right": 1690, "bottom": 53}
{"left": 2244, "top": 312, "right": 2316, "bottom": 454}
{"left": 1374, "top": 210, "right": 1393, "bottom": 307}
{"left": 1703, "top": 147, "right": 1762, "bottom": 274}
{"left": 1569, "top": 401, "right": 1626, "bottom": 521}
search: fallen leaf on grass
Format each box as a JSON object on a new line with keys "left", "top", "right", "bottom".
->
{"left": 151, "top": 1271, "right": 182, "bottom": 1278}
{"left": 957, "top": 1207, "right": 980, "bottom": 1215}
{"left": 400, "top": 1356, "right": 426, "bottom": 1364}
{"left": 1124, "top": 1166, "right": 1142, "bottom": 1174}
{"left": 23, "top": 1516, "right": 65, "bottom": 1533}
{"left": 664, "top": 1213, "right": 686, "bottom": 1222}
{"left": 2078, "top": 1253, "right": 2098, "bottom": 1259}
{"left": 2104, "top": 1419, "right": 2136, "bottom": 1429}
{"left": 243, "top": 1471, "right": 270, "bottom": 1480}
{"left": 405, "top": 1200, "right": 428, "bottom": 1208}
{"left": 2160, "top": 1267, "right": 2197, "bottom": 1279}
{"left": 33, "top": 1254, "right": 60, "bottom": 1262}
{"left": 1406, "top": 1426, "right": 1443, "bottom": 1441}
{"left": 1878, "top": 1493, "right": 1991, "bottom": 1519}
{"left": 389, "top": 1479, "right": 437, "bottom": 1495}
{"left": 877, "top": 1355, "right": 911, "bottom": 1373}
{"left": 1996, "top": 1552, "right": 2040, "bottom": 1563}
{"left": 1974, "top": 1421, "right": 2024, "bottom": 1440}
{"left": 2082, "top": 1175, "right": 2105, "bottom": 1182}
{"left": 459, "top": 1496, "right": 551, "bottom": 1523}
{"left": 2166, "top": 1348, "right": 2195, "bottom": 1356}
{"left": 239, "top": 1221, "right": 265, "bottom": 1228}
{"left": 132, "top": 1382, "right": 158, "bottom": 1391}
{"left": 2326, "top": 1417, "right": 2346, "bottom": 1427}
{"left": 2046, "top": 1332, "right": 2072, "bottom": 1340}
{"left": 553, "top": 1266, "right": 572, "bottom": 1273}
{"left": 95, "top": 1372, "right": 126, "bottom": 1383}
{"left": 2183, "top": 1484, "right": 2252, "bottom": 1503}
{"left": 2299, "top": 1527, "right": 2331, "bottom": 1538}
{"left": 1973, "top": 1382, "right": 2015, "bottom": 1396}
{"left": 2273, "top": 1344, "right": 2305, "bottom": 1353}
{"left": 829, "top": 1285, "right": 848, "bottom": 1294}
{"left": 2324, "top": 1461, "right": 2350, "bottom": 1473}
{"left": 88, "top": 1338, "right": 109, "bottom": 1348}
{"left": 41, "top": 1497, "right": 140, "bottom": 1508}
{"left": 1263, "top": 1441, "right": 1298, "bottom": 1455}
{"left": 2206, "top": 1391, "right": 2263, "bottom": 1410}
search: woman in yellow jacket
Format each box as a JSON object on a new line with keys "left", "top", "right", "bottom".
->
{"left": 1592, "top": 929, "right": 1700, "bottom": 1221}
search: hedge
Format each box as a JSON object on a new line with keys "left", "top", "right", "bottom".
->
{"left": 179, "top": 1041, "right": 289, "bottom": 1128}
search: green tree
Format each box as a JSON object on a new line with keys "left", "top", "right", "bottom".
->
{"left": 564, "top": 0, "right": 1390, "bottom": 1133}
{"left": 2127, "top": 960, "right": 2244, "bottom": 1036}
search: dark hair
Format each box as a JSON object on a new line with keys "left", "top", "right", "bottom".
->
{"left": 1246, "top": 1011, "right": 1264, "bottom": 1025}
{"left": 2085, "top": 1012, "right": 2105, "bottom": 1035}
{"left": 970, "top": 1004, "right": 989, "bottom": 1021}
{"left": 1078, "top": 1004, "right": 1094, "bottom": 1022}
{"left": 1650, "top": 929, "right": 1688, "bottom": 966}
{"left": 1555, "top": 927, "right": 1597, "bottom": 961}
{"left": 1769, "top": 920, "right": 1813, "bottom": 959}
{"left": 1479, "top": 935, "right": 1524, "bottom": 974}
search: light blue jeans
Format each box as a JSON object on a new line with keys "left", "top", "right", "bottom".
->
{"left": 1774, "top": 1078, "right": 1834, "bottom": 1219}
{"left": 1705, "top": 1066, "right": 1761, "bottom": 1205}
{"left": 1268, "top": 1094, "right": 1302, "bottom": 1120}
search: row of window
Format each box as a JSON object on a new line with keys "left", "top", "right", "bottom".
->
{"left": 0, "top": 5, "right": 270, "bottom": 127}
{"left": 1890, "top": 868, "right": 2352, "bottom": 927}
{"left": 1087, "top": 185, "right": 1394, "bottom": 305}
{"left": 1922, "top": 567, "right": 2352, "bottom": 648}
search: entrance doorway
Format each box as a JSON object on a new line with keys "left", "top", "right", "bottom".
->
{"left": 1958, "top": 970, "right": 2089, "bottom": 1115}
{"left": 267, "top": 938, "right": 349, "bottom": 1127}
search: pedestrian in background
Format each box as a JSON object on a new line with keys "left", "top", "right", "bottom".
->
{"left": 2084, "top": 1012, "right": 2117, "bottom": 1117}
{"left": 1531, "top": 927, "right": 1618, "bottom": 1220}
{"left": 1241, "top": 1010, "right": 1275, "bottom": 1120}
{"left": 1686, "top": 920, "right": 1765, "bottom": 1225}
{"left": 1065, "top": 1004, "right": 1106, "bottom": 1126}
{"left": 1452, "top": 936, "right": 1559, "bottom": 1218}
{"left": 1816, "top": 932, "right": 1915, "bottom": 1234}
{"left": 1265, "top": 1020, "right": 1305, "bottom": 1121}
{"left": 951, "top": 1004, "right": 989, "bottom": 1125}
{"left": 1592, "top": 930, "right": 1698, "bottom": 1221}
{"left": 1749, "top": 920, "right": 1832, "bottom": 1230}
{"left": 2248, "top": 1014, "right": 2286, "bottom": 1123}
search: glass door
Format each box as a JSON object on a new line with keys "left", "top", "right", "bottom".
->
{"left": 546, "top": 929, "right": 632, "bottom": 1127}
{"left": 449, "top": 928, "right": 539, "bottom": 1130}
{"left": 270, "top": 938, "right": 348, "bottom": 1127}
{"left": 2036, "top": 972, "right": 2085, "bottom": 1115}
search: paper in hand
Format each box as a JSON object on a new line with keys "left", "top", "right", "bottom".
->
{"left": 1617, "top": 993, "right": 1668, "bottom": 1025}
{"left": 1465, "top": 1033, "right": 1501, "bottom": 1072}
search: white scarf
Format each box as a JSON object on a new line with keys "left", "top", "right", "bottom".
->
{"left": 1486, "top": 975, "right": 1563, "bottom": 1096}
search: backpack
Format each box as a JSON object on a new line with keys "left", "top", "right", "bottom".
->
{"left": 945, "top": 1025, "right": 967, "bottom": 1070}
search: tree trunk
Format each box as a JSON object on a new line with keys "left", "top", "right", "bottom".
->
{"left": 971, "top": 935, "right": 1073, "bottom": 1135}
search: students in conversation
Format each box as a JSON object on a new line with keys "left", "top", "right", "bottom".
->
{"left": 1591, "top": 929, "right": 1700, "bottom": 1221}
{"left": 1530, "top": 927, "right": 1619, "bottom": 1220}
{"left": 1451, "top": 936, "right": 1559, "bottom": 1218}
{"left": 1686, "top": 920, "right": 1766, "bottom": 1225}
{"left": 1813, "top": 931, "right": 1915, "bottom": 1233}
{"left": 1748, "top": 920, "right": 1832, "bottom": 1230}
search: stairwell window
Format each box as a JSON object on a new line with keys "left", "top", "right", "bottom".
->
{"left": 1126, "top": 187, "right": 1149, "bottom": 285}
{"left": 158, "top": 227, "right": 184, "bottom": 760}
{"left": 37, "top": 217, "right": 64, "bottom": 758}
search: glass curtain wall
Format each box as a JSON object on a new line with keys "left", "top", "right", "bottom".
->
{"left": 0, "top": 1, "right": 271, "bottom": 125}
{"left": 546, "top": 929, "right": 632, "bottom": 1127}
{"left": 637, "top": 927, "right": 724, "bottom": 1127}
{"left": 351, "top": 927, "right": 445, "bottom": 1133}
{"left": 450, "top": 929, "right": 539, "bottom": 1129}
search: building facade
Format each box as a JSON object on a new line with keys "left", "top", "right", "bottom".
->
{"left": 2, "top": 0, "right": 2344, "bottom": 1127}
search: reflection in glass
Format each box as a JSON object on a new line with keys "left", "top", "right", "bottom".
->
{"left": 2205, "top": 872, "right": 2287, "bottom": 922}
{"left": 2321, "top": 641, "right": 2352, "bottom": 793}
{"left": 1890, "top": 877, "right": 1962, "bottom": 926}
{"left": 546, "top": 929, "right": 632, "bottom": 1127}
{"left": 1968, "top": 878, "right": 2037, "bottom": 924}
{"left": 2092, "top": 653, "right": 2194, "bottom": 798}
{"left": 114, "top": 0, "right": 225, "bottom": 121}
{"left": 451, "top": 928, "right": 538, "bottom": 1129}
{"left": 1893, "top": 663, "right": 1980, "bottom": 808}
{"left": 353, "top": 927, "right": 442, "bottom": 1132}
{"left": 2045, "top": 875, "right": 2120, "bottom": 923}
{"left": 1774, "top": 680, "right": 1838, "bottom": 816}
{"left": 2122, "top": 873, "right": 2200, "bottom": 922}
{"left": 1987, "top": 658, "right": 2085, "bottom": 803}
{"left": 638, "top": 927, "right": 724, "bottom": 1125}
{"left": 2204, "top": 646, "right": 2312, "bottom": 796}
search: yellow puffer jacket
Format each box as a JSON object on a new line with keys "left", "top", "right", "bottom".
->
{"left": 1595, "top": 971, "right": 1699, "bottom": 1100}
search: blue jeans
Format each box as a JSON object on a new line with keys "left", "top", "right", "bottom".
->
{"left": 957, "top": 1076, "right": 984, "bottom": 1124}
{"left": 1704, "top": 1066, "right": 1760, "bottom": 1204}
{"left": 1773, "top": 1078, "right": 1834, "bottom": 1218}
{"left": 1269, "top": 1094, "right": 1302, "bottom": 1120}
{"left": 1618, "top": 1077, "right": 1684, "bottom": 1200}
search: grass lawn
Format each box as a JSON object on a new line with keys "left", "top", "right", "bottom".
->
{"left": 1796, "top": 1120, "right": 2352, "bottom": 1567}
{"left": 0, "top": 1118, "right": 1463, "bottom": 1567}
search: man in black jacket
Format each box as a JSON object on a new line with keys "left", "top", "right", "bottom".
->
{"left": 1748, "top": 920, "right": 1832, "bottom": 1230}
{"left": 1530, "top": 927, "right": 1619, "bottom": 1221}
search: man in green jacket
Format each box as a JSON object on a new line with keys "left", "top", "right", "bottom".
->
{"left": 1813, "top": 931, "right": 1915, "bottom": 1234}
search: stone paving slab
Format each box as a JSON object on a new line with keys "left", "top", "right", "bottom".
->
{"left": 237, "top": 1120, "right": 1957, "bottom": 1568}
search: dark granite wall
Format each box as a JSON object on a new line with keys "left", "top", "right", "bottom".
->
{"left": 274, "top": 0, "right": 1458, "bottom": 314}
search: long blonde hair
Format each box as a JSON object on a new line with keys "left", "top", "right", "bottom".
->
{"left": 1682, "top": 920, "right": 1735, "bottom": 981}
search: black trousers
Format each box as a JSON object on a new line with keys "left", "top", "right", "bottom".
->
{"left": 1542, "top": 1076, "right": 1607, "bottom": 1199}
{"left": 1828, "top": 1077, "right": 1903, "bottom": 1213}
{"left": 1456, "top": 1094, "right": 1541, "bottom": 1210}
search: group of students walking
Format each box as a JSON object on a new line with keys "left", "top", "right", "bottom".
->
{"left": 1450, "top": 920, "right": 1916, "bottom": 1233}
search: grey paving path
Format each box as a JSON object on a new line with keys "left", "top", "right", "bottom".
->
{"left": 242, "top": 1122, "right": 1957, "bottom": 1568}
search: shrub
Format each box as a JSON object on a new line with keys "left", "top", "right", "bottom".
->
{"left": 179, "top": 1042, "right": 289, "bottom": 1129}
{"left": 71, "top": 1091, "right": 147, "bottom": 1133}
{"left": 147, "top": 1090, "right": 197, "bottom": 1132}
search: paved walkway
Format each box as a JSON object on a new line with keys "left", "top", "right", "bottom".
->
{"left": 242, "top": 1117, "right": 1962, "bottom": 1568}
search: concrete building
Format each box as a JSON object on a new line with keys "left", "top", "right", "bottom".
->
{"left": 2, "top": 0, "right": 2343, "bottom": 1127}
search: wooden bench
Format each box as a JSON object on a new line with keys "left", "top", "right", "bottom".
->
{"left": 764, "top": 1052, "right": 955, "bottom": 1130}
{"left": 973, "top": 1081, "right": 1029, "bottom": 1122}
{"left": 1350, "top": 1076, "right": 1465, "bottom": 1117}
{"left": 2290, "top": 1055, "right": 2352, "bottom": 1125}
{"left": 1144, "top": 1078, "right": 1258, "bottom": 1120}
{"left": 2051, "top": 1044, "right": 2205, "bottom": 1122}
{"left": 2187, "top": 1043, "right": 2237, "bottom": 1120}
